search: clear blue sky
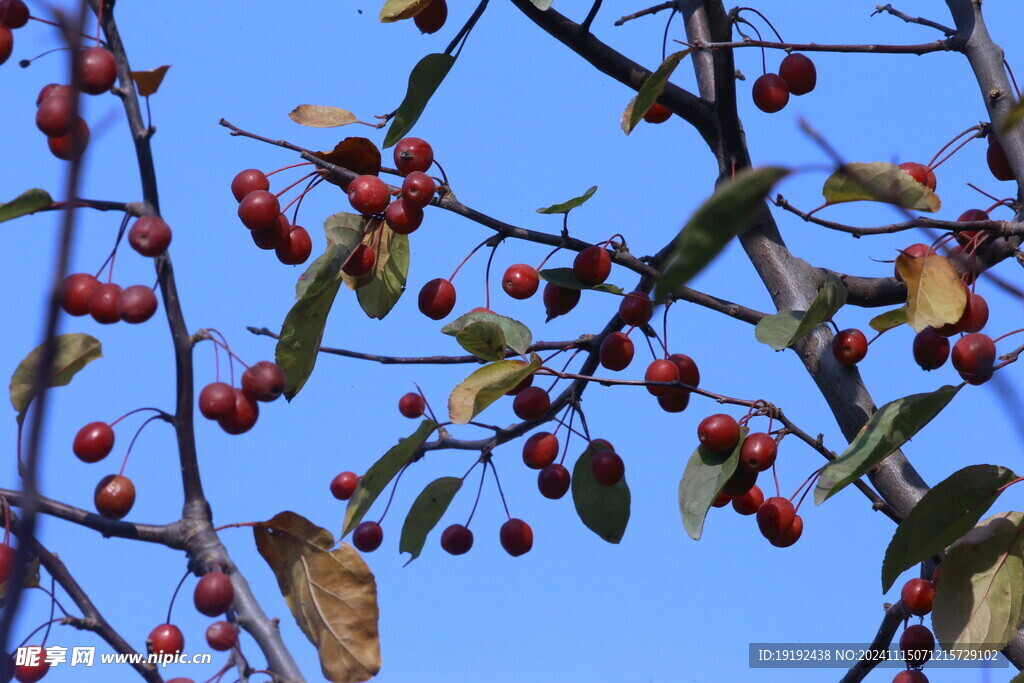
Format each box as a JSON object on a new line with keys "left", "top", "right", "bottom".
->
{"left": 1, "top": 1, "right": 1022, "bottom": 681}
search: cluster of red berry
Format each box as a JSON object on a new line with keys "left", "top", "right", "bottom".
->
{"left": 751, "top": 53, "right": 817, "bottom": 114}
{"left": 232, "top": 169, "right": 312, "bottom": 266}
{"left": 59, "top": 215, "right": 172, "bottom": 325}
{"left": 890, "top": 574, "right": 939, "bottom": 682}
{"left": 198, "top": 360, "right": 286, "bottom": 435}
{"left": 69, "top": 419, "right": 136, "bottom": 520}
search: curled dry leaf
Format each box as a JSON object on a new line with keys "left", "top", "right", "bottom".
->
{"left": 254, "top": 511, "right": 381, "bottom": 682}
{"left": 314, "top": 137, "right": 383, "bottom": 187}
{"left": 895, "top": 251, "right": 967, "bottom": 332}
{"left": 379, "top": 0, "right": 433, "bottom": 22}
{"left": 289, "top": 105, "right": 358, "bottom": 128}
{"left": 129, "top": 65, "right": 171, "bottom": 97}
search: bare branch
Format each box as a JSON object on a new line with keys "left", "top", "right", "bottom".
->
{"left": 686, "top": 36, "right": 955, "bottom": 55}
{"left": 615, "top": 2, "right": 674, "bottom": 27}
{"left": 872, "top": 4, "right": 956, "bottom": 36}
{"left": 839, "top": 601, "right": 910, "bottom": 682}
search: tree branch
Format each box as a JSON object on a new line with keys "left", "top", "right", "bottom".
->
{"left": 839, "top": 600, "right": 910, "bottom": 682}
{"left": 687, "top": 37, "right": 955, "bottom": 55}
{"left": 872, "top": 4, "right": 957, "bottom": 36}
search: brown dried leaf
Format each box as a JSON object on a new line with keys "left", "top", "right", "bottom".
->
{"left": 314, "top": 137, "right": 382, "bottom": 188}
{"left": 379, "top": 0, "right": 433, "bottom": 22}
{"left": 896, "top": 252, "right": 967, "bottom": 332}
{"left": 129, "top": 65, "right": 171, "bottom": 97}
{"left": 289, "top": 105, "right": 358, "bottom": 128}
{"left": 254, "top": 512, "right": 381, "bottom": 682}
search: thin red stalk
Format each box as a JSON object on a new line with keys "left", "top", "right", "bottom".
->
{"left": 273, "top": 171, "right": 317, "bottom": 200}
{"left": 165, "top": 569, "right": 190, "bottom": 625}
{"left": 925, "top": 126, "right": 982, "bottom": 169}
{"left": 117, "top": 414, "right": 162, "bottom": 476}
{"left": 265, "top": 162, "right": 313, "bottom": 177}
{"left": 447, "top": 237, "right": 491, "bottom": 283}
{"left": 488, "top": 460, "right": 512, "bottom": 520}
{"left": 464, "top": 462, "right": 487, "bottom": 527}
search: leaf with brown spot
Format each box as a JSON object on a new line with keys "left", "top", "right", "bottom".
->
{"left": 254, "top": 511, "right": 380, "bottom": 683}
{"left": 129, "top": 66, "right": 171, "bottom": 97}
{"left": 289, "top": 105, "right": 358, "bottom": 128}
{"left": 896, "top": 252, "right": 967, "bottom": 332}
{"left": 314, "top": 138, "right": 382, "bottom": 187}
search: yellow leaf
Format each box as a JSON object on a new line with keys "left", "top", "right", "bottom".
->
{"left": 896, "top": 252, "right": 967, "bottom": 332}
{"left": 379, "top": 0, "right": 432, "bottom": 22}
{"left": 129, "top": 65, "right": 171, "bottom": 97}
{"left": 254, "top": 512, "right": 381, "bottom": 682}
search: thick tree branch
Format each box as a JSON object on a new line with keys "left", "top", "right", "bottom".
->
{"left": 839, "top": 600, "right": 910, "bottom": 682}
{"left": 88, "top": 2, "right": 305, "bottom": 679}
{"left": 615, "top": 2, "right": 674, "bottom": 27}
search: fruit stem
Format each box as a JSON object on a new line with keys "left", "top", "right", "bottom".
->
{"left": 377, "top": 463, "right": 411, "bottom": 525}
{"left": 431, "top": 159, "right": 450, "bottom": 188}
{"left": 927, "top": 127, "right": 984, "bottom": 171}
{"left": 109, "top": 406, "right": 167, "bottom": 427}
{"left": 273, "top": 171, "right": 318, "bottom": 200}
{"left": 42, "top": 576, "right": 57, "bottom": 646}
{"left": 966, "top": 182, "right": 1007, "bottom": 205}
{"left": 641, "top": 331, "right": 659, "bottom": 361}
{"left": 16, "top": 618, "right": 64, "bottom": 652}
{"left": 998, "top": 476, "right": 1024, "bottom": 492}
{"left": 535, "top": 245, "right": 561, "bottom": 271}
{"left": 118, "top": 415, "right": 163, "bottom": 476}
{"left": 558, "top": 407, "right": 576, "bottom": 465}
{"left": 94, "top": 213, "right": 131, "bottom": 281}
{"left": 734, "top": 18, "right": 768, "bottom": 75}
{"left": 661, "top": 8, "right": 678, "bottom": 62}
{"left": 771, "top": 462, "right": 781, "bottom": 498}
{"left": 735, "top": 7, "right": 785, "bottom": 42}
{"left": 488, "top": 460, "right": 512, "bottom": 521}
{"left": 483, "top": 244, "right": 498, "bottom": 312}
{"left": 165, "top": 568, "right": 191, "bottom": 625}
{"left": 443, "top": 0, "right": 490, "bottom": 58}
{"left": 207, "top": 330, "right": 250, "bottom": 371}
{"left": 413, "top": 382, "right": 439, "bottom": 423}
{"left": 464, "top": 461, "right": 488, "bottom": 527}
{"left": 447, "top": 237, "right": 491, "bottom": 284}
{"left": 287, "top": 174, "right": 326, "bottom": 225}
{"left": 1005, "top": 58, "right": 1022, "bottom": 99}
{"left": 26, "top": 583, "right": 69, "bottom": 619}
{"left": 790, "top": 468, "right": 823, "bottom": 513}
{"left": 992, "top": 328, "right": 1024, "bottom": 344}
{"left": 265, "top": 162, "right": 313, "bottom": 177}
{"left": 211, "top": 522, "right": 259, "bottom": 533}
{"left": 573, "top": 403, "right": 593, "bottom": 441}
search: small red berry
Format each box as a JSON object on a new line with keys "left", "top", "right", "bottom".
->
{"left": 414, "top": 0, "right": 448, "bottom": 34}
{"left": 769, "top": 514, "right": 803, "bottom": 548}
{"left": 348, "top": 175, "right": 391, "bottom": 215}
{"left": 951, "top": 333, "right": 996, "bottom": 385}
{"left": 48, "top": 117, "right": 90, "bottom": 161}
{"left": 832, "top": 328, "right": 868, "bottom": 367}
{"left": 398, "top": 392, "right": 426, "bottom": 418}
{"left": 276, "top": 226, "right": 313, "bottom": 266}
{"left": 512, "top": 387, "right": 550, "bottom": 421}
{"left": 542, "top": 283, "right": 580, "bottom": 320}
{"left": 73, "top": 421, "right": 115, "bottom": 463}
{"left": 88, "top": 283, "right": 123, "bottom": 325}
{"left": 752, "top": 73, "right": 789, "bottom": 113}
{"left": 900, "top": 578, "right": 935, "bottom": 616}
{"left": 502, "top": 264, "right": 540, "bottom": 300}
{"left": 61, "top": 273, "right": 100, "bottom": 316}
{"left": 199, "top": 382, "right": 235, "bottom": 420}
{"left": 599, "top": 331, "right": 634, "bottom": 371}
{"left": 241, "top": 361, "right": 285, "bottom": 402}
{"left": 385, "top": 198, "right": 424, "bottom": 235}
{"left": 697, "top": 414, "right": 740, "bottom": 453}
{"left": 147, "top": 623, "right": 185, "bottom": 656}
{"left": 401, "top": 171, "right": 436, "bottom": 208}
{"left": 739, "top": 433, "right": 777, "bottom": 472}
{"left": 440, "top": 524, "right": 473, "bottom": 555}
{"left": 128, "top": 216, "right": 172, "bottom": 257}
{"left": 330, "top": 472, "right": 360, "bottom": 500}
{"left": 537, "top": 464, "right": 570, "bottom": 499}
{"left": 205, "top": 621, "right": 239, "bottom": 651}
{"left": 218, "top": 389, "right": 259, "bottom": 435}
{"left": 912, "top": 328, "right": 949, "bottom": 371}
{"left": 522, "top": 432, "right": 558, "bottom": 470}
{"left": 499, "top": 518, "right": 533, "bottom": 557}
{"left": 343, "top": 243, "right": 376, "bottom": 277}
{"left": 78, "top": 46, "right": 117, "bottom": 95}
{"left": 779, "top": 53, "right": 816, "bottom": 95}
{"left": 238, "top": 190, "right": 280, "bottom": 231}
{"left": 117, "top": 285, "right": 158, "bottom": 324}
{"left": 644, "top": 359, "right": 679, "bottom": 397}
{"left": 731, "top": 484, "right": 764, "bottom": 515}
{"left": 418, "top": 278, "right": 456, "bottom": 319}
{"left": 899, "top": 624, "right": 934, "bottom": 668}
{"left": 643, "top": 102, "right": 672, "bottom": 124}
{"left": 618, "top": 291, "right": 653, "bottom": 326}
{"left": 231, "top": 169, "right": 269, "bottom": 202}
{"left": 898, "top": 162, "right": 937, "bottom": 191}
{"left": 987, "top": 134, "right": 1014, "bottom": 181}
{"left": 0, "top": 0, "right": 29, "bottom": 28}
{"left": 573, "top": 246, "right": 612, "bottom": 286}
{"left": 194, "top": 571, "right": 235, "bottom": 617}
{"left": 353, "top": 521, "right": 383, "bottom": 552}
{"left": 393, "top": 137, "right": 434, "bottom": 175}
{"left": 756, "top": 496, "right": 795, "bottom": 541}
{"left": 591, "top": 450, "right": 624, "bottom": 486}
{"left": 94, "top": 474, "right": 135, "bottom": 519}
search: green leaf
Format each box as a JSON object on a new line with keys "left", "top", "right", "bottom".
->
{"left": 448, "top": 354, "right": 541, "bottom": 425}
{"left": 538, "top": 268, "right": 623, "bottom": 295}
{"left": 753, "top": 310, "right": 804, "bottom": 351}
{"left": 342, "top": 420, "right": 437, "bottom": 537}
{"left": 383, "top": 54, "right": 456, "bottom": 149}
{"left": 379, "top": 0, "right": 433, "bottom": 22}
{"left": 455, "top": 322, "right": 507, "bottom": 361}
{"left": 815, "top": 385, "right": 961, "bottom": 504}
{"left": 277, "top": 279, "right": 343, "bottom": 401}
{"left": 356, "top": 230, "right": 409, "bottom": 320}
{"left": 10, "top": 334, "right": 102, "bottom": 426}
{"left": 399, "top": 477, "right": 462, "bottom": 563}
{"left": 870, "top": 307, "right": 907, "bottom": 333}
{"left": 536, "top": 186, "right": 597, "bottom": 214}
{"left": 999, "top": 100, "right": 1024, "bottom": 134}
{"left": 622, "top": 50, "right": 691, "bottom": 135}
{"left": 678, "top": 429, "right": 747, "bottom": 540}
{"left": 932, "top": 512, "right": 1024, "bottom": 650}
{"left": 571, "top": 441, "right": 630, "bottom": 543}
{"left": 821, "top": 162, "right": 941, "bottom": 212}
{"left": 654, "top": 167, "right": 790, "bottom": 303}
{"left": 296, "top": 212, "right": 367, "bottom": 300}
{"left": 288, "top": 105, "right": 357, "bottom": 128}
{"left": 881, "top": 465, "right": 1017, "bottom": 592}
{"left": 442, "top": 310, "right": 533, "bottom": 357}
{"left": 753, "top": 274, "right": 846, "bottom": 351}
{"left": 0, "top": 189, "right": 52, "bottom": 224}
